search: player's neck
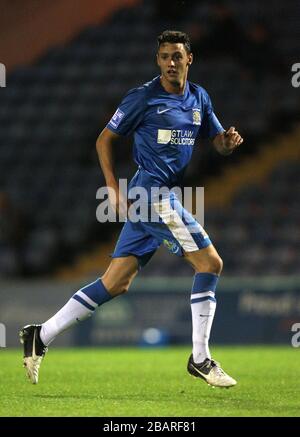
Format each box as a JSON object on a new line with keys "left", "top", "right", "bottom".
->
{"left": 160, "top": 76, "right": 187, "bottom": 95}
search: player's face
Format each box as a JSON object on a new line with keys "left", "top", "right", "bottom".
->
{"left": 157, "top": 43, "right": 193, "bottom": 87}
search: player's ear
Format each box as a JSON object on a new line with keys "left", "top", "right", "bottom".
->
{"left": 187, "top": 52, "right": 193, "bottom": 66}
{"left": 156, "top": 53, "right": 160, "bottom": 67}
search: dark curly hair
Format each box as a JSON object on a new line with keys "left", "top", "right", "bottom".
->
{"left": 157, "top": 30, "right": 191, "bottom": 54}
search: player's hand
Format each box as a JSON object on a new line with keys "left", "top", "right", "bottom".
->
{"left": 224, "top": 127, "right": 243, "bottom": 152}
{"left": 116, "top": 195, "right": 129, "bottom": 221}
{"left": 107, "top": 186, "right": 128, "bottom": 221}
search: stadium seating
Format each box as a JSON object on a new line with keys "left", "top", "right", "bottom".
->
{"left": 0, "top": 0, "right": 299, "bottom": 277}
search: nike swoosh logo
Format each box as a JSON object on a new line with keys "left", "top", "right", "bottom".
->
{"left": 32, "top": 329, "right": 37, "bottom": 360}
{"left": 157, "top": 108, "right": 172, "bottom": 114}
{"left": 191, "top": 363, "right": 208, "bottom": 379}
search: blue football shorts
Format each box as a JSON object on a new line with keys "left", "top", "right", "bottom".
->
{"left": 112, "top": 194, "right": 212, "bottom": 269}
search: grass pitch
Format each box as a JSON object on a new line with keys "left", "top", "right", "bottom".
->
{"left": 0, "top": 346, "right": 299, "bottom": 417}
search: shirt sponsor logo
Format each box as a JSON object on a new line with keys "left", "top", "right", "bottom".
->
{"left": 109, "top": 108, "right": 125, "bottom": 128}
{"left": 157, "top": 129, "right": 172, "bottom": 144}
{"left": 157, "top": 129, "right": 195, "bottom": 145}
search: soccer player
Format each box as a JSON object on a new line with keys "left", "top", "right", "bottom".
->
{"left": 20, "top": 30, "right": 243, "bottom": 387}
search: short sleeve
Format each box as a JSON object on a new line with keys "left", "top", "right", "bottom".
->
{"left": 106, "top": 87, "right": 146, "bottom": 136}
{"left": 198, "top": 91, "right": 224, "bottom": 139}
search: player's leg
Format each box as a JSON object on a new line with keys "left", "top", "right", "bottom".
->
{"left": 20, "top": 219, "right": 159, "bottom": 384}
{"left": 184, "top": 245, "right": 236, "bottom": 387}
{"left": 184, "top": 244, "right": 222, "bottom": 362}
{"left": 101, "top": 256, "right": 139, "bottom": 296}
{"left": 20, "top": 256, "right": 138, "bottom": 384}
{"left": 147, "top": 194, "right": 236, "bottom": 387}
{"left": 42, "top": 255, "right": 139, "bottom": 345}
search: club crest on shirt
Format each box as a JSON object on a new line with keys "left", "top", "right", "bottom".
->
{"left": 192, "top": 109, "right": 201, "bottom": 125}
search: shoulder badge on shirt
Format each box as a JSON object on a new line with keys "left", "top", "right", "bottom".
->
{"left": 109, "top": 108, "right": 125, "bottom": 129}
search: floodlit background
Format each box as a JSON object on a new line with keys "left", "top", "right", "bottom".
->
{"left": 0, "top": 0, "right": 300, "bottom": 348}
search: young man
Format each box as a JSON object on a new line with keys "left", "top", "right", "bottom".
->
{"left": 20, "top": 30, "right": 243, "bottom": 387}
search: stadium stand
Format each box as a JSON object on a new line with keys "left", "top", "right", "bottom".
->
{"left": 0, "top": 0, "right": 299, "bottom": 278}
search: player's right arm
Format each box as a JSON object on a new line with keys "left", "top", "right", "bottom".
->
{"left": 97, "top": 86, "right": 146, "bottom": 217}
{"left": 96, "top": 127, "right": 127, "bottom": 217}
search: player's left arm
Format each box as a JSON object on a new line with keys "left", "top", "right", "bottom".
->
{"left": 213, "top": 126, "right": 243, "bottom": 155}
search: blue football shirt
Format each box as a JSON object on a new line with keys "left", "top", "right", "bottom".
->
{"left": 106, "top": 76, "right": 224, "bottom": 197}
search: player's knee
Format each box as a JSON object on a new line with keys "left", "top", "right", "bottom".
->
{"left": 105, "top": 277, "right": 133, "bottom": 296}
{"left": 194, "top": 254, "right": 223, "bottom": 275}
{"left": 210, "top": 255, "right": 223, "bottom": 275}
{"left": 112, "top": 283, "right": 130, "bottom": 296}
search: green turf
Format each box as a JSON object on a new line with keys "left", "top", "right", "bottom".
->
{"left": 0, "top": 346, "right": 299, "bottom": 417}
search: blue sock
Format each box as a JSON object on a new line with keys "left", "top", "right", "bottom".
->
{"left": 72, "top": 278, "right": 112, "bottom": 311}
{"left": 41, "top": 279, "right": 113, "bottom": 345}
{"left": 191, "top": 272, "right": 219, "bottom": 303}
